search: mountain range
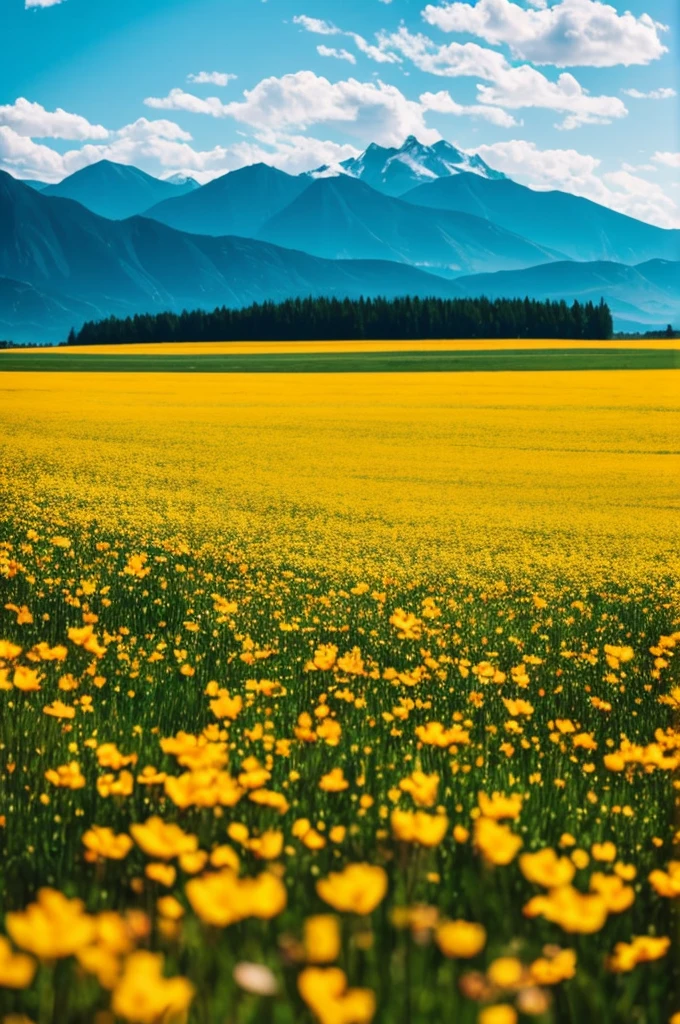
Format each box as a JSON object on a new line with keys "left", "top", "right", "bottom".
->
{"left": 308, "top": 136, "right": 506, "bottom": 196}
{"left": 41, "top": 161, "right": 199, "bottom": 219}
{"left": 1, "top": 136, "right": 679, "bottom": 344}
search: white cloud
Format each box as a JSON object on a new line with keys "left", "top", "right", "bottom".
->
{"left": 292, "top": 15, "right": 339, "bottom": 35}
{"left": 25, "top": 0, "right": 66, "bottom": 7}
{"left": 420, "top": 89, "right": 517, "bottom": 126}
{"left": 146, "top": 72, "right": 440, "bottom": 147}
{"left": 115, "top": 118, "right": 193, "bottom": 142}
{"left": 0, "top": 126, "right": 66, "bottom": 178}
{"left": 317, "top": 45, "right": 357, "bottom": 64}
{"left": 474, "top": 139, "right": 680, "bottom": 227}
{"left": 422, "top": 0, "right": 668, "bottom": 68}
{"left": 0, "top": 118, "right": 360, "bottom": 187}
{"left": 475, "top": 66, "right": 627, "bottom": 129}
{"left": 187, "top": 72, "right": 237, "bottom": 86}
{"left": 145, "top": 89, "right": 230, "bottom": 117}
{"left": 380, "top": 28, "right": 627, "bottom": 128}
{"left": 293, "top": 13, "right": 402, "bottom": 64}
{"left": 621, "top": 87, "right": 676, "bottom": 100}
{"left": 0, "top": 98, "right": 108, "bottom": 140}
{"left": 653, "top": 151, "right": 680, "bottom": 168}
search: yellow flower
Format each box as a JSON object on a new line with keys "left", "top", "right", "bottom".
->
{"left": 186, "top": 869, "right": 287, "bottom": 927}
{"left": 82, "top": 826, "right": 133, "bottom": 862}
{"left": 319, "top": 768, "right": 350, "bottom": 793}
{"left": 474, "top": 818, "right": 522, "bottom": 866}
{"left": 157, "top": 896, "right": 185, "bottom": 921}
{"left": 519, "top": 848, "right": 575, "bottom": 888}
{"left": 312, "top": 644, "right": 338, "bottom": 671}
{"left": 436, "top": 920, "right": 486, "bottom": 959}
{"left": 316, "top": 864, "right": 388, "bottom": 915}
{"left": 589, "top": 872, "right": 635, "bottom": 913}
{"left": 67, "top": 625, "right": 106, "bottom": 658}
{"left": 43, "top": 700, "right": 76, "bottom": 720}
{"left": 97, "top": 770, "right": 134, "bottom": 798}
{"left": 523, "top": 885, "right": 608, "bottom": 934}
{"left": 648, "top": 861, "right": 680, "bottom": 898}
{"left": 477, "top": 792, "right": 523, "bottom": 821}
{"left": 298, "top": 967, "right": 376, "bottom": 1024}
{"left": 145, "top": 863, "right": 177, "bottom": 887}
{"left": 44, "top": 762, "right": 86, "bottom": 790}
{"left": 7, "top": 889, "right": 95, "bottom": 959}
{"left": 591, "top": 841, "right": 617, "bottom": 862}
{"left": 304, "top": 915, "right": 341, "bottom": 964}
{"left": 398, "top": 771, "right": 439, "bottom": 808}
{"left": 416, "top": 721, "right": 470, "bottom": 748}
{"left": 607, "top": 936, "right": 670, "bottom": 973}
{"left": 0, "top": 937, "right": 36, "bottom": 989}
{"left": 209, "top": 845, "right": 241, "bottom": 871}
{"left": 389, "top": 610, "right": 423, "bottom": 640}
{"left": 12, "top": 666, "right": 42, "bottom": 692}
{"left": 131, "top": 817, "right": 198, "bottom": 861}
{"left": 478, "top": 1006, "right": 517, "bottom": 1024}
{"left": 390, "top": 810, "right": 449, "bottom": 847}
{"left": 111, "top": 951, "right": 194, "bottom": 1023}
{"left": 530, "top": 948, "right": 577, "bottom": 985}
{"left": 487, "top": 957, "right": 524, "bottom": 989}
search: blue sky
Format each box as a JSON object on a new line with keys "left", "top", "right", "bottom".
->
{"left": 1, "top": 0, "right": 678, "bottom": 226}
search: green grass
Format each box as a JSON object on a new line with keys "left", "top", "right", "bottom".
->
{"left": 0, "top": 348, "right": 678, "bottom": 373}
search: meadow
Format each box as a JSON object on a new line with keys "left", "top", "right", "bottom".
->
{"left": 0, "top": 354, "right": 678, "bottom": 1024}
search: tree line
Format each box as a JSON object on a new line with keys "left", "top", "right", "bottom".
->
{"left": 67, "top": 295, "right": 614, "bottom": 346}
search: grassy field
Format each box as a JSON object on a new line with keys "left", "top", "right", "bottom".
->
{"left": 0, "top": 360, "right": 678, "bottom": 1024}
{"left": 1, "top": 346, "right": 679, "bottom": 374}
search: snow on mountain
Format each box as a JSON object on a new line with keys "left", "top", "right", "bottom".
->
{"left": 308, "top": 136, "right": 505, "bottom": 196}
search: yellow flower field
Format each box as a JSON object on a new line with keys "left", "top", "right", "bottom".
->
{"left": 0, "top": 366, "right": 678, "bottom": 1024}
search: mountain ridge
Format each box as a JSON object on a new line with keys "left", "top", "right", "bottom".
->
{"left": 404, "top": 173, "right": 680, "bottom": 265}
{"left": 308, "top": 136, "right": 506, "bottom": 196}
{"left": 41, "top": 160, "right": 201, "bottom": 219}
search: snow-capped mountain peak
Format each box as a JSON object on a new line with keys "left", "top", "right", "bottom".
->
{"left": 307, "top": 136, "right": 505, "bottom": 197}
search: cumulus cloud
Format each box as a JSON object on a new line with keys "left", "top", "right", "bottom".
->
{"left": 25, "top": 0, "right": 66, "bottom": 7}
{"left": 475, "top": 66, "right": 627, "bottom": 129}
{"left": 114, "top": 118, "right": 193, "bottom": 142}
{"left": 379, "top": 28, "right": 627, "bottom": 128}
{"left": 187, "top": 71, "right": 237, "bottom": 86}
{"left": 474, "top": 139, "right": 680, "bottom": 227}
{"left": 420, "top": 89, "right": 517, "bottom": 126}
{"left": 653, "top": 151, "right": 680, "bottom": 168}
{"left": 0, "top": 98, "right": 108, "bottom": 140}
{"left": 0, "top": 126, "right": 66, "bottom": 178}
{"left": 145, "top": 90, "right": 229, "bottom": 118}
{"left": 317, "top": 45, "right": 357, "bottom": 64}
{"left": 0, "top": 116, "right": 360, "bottom": 186}
{"left": 422, "top": 0, "right": 668, "bottom": 68}
{"left": 146, "top": 72, "right": 440, "bottom": 147}
{"left": 621, "top": 87, "right": 676, "bottom": 100}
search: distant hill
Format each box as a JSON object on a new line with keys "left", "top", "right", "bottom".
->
{"left": 41, "top": 160, "right": 200, "bottom": 219}
{"left": 0, "top": 171, "right": 473, "bottom": 342}
{"left": 309, "top": 136, "right": 505, "bottom": 196}
{"left": 20, "top": 179, "right": 50, "bottom": 191}
{"left": 257, "top": 173, "right": 562, "bottom": 276}
{"left": 0, "top": 277, "right": 98, "bottom": 346}
{"left": 405, "top": 173, "right": 680, "bottom": 266}
{"left": 144, "top": 163, "right": 311, "bottom": 237}
{"left": 455, "top": 258, "right": 680, "bottom": 328}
